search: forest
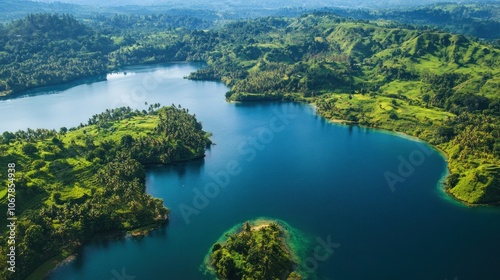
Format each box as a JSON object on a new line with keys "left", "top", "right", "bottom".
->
{"left": 0, "top": 105, "right": 211, "bottom": 280}
{"left": 184, "top": 14, "right": 500, "bottom": 205}
{"left": 0, "top": 7, "right": 500, "bottom": 279}
{"left": 1, "top": 3, "right": 499, "bottom": 95}
{"left": 324, "top": 2, "right": 500, "bottom": 41}
{"left": 0, "top": 14, "right": 112, "bottom": 95}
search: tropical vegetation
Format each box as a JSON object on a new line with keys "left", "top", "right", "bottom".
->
{"left": 0, "top": 105, "right": 211, "bottom": 280}
{"left": 186, "top": 14, "right": 500, "bottom": 204}
{"left": 1, "top": 8, "right": 500, "bottom": 278}
{"left": 208, "top": 221, "right": 301, "bottom": 280}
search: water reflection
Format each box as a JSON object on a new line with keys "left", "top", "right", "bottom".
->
{"left": 149, "top": 158, "right": 206, "bottom": 180}
{"left": 0, "top": 75, "right": 106, "bottom": 101}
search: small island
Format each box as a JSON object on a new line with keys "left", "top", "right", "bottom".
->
{"left": 206, "top": 219, "right": 304, "bottom": 280}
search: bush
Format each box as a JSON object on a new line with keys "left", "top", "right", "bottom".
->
{"left": 446, "top": 173, "right": 460, "bottom": 189}
{"left": 22, "top": 143, "right": 38, "bottom": 155}
{"left": 53, "top": 192, "right": 63, "bottom": 204}
{"left": 31, "top": 160, "right": 46, "bottom": 169}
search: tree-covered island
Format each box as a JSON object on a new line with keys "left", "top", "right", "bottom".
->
{"left": 0, "top": 105, "right": 211, "bottom": 280}
{"left": 206, "top": 220, "right": 304, "bottom": 280}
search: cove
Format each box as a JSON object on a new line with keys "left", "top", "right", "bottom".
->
{"left": 1, "top": 63, "right": 499, "bottom": 280}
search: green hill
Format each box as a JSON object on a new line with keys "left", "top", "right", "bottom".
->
{"left": 187, "top": 14, "right": 500, "bottom": 204}
{"left": 324, "top": 3, "right": 500, "bottom": 41}
{"left": 0, "top": 14, "right": 114, "bottom": 96}
{"left": 1, "top": 12, "right": 498, "bottom": 204}
{"left": 0, "top": 105, "right": 211, "bottom": 280}
{"left": 0, "top": 11, "right": 499, "bottom": 279}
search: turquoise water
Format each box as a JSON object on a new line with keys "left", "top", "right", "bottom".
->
{"left": 1, "top": 63, "right": 499, "bottom": 280}
{"left": 200, "top": 218, "right": 313, "bottom": 278}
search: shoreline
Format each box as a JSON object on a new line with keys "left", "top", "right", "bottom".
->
{"left": 0, "top": 74, "right": 108, "bottom": 100}
{"left": 0, "top": 61, "right": 202, "bottom": 101}
{"left": 11, "top": 62, "right": 497, "bottom": 278}
{"left": 306, "top": 102, "right": 500, "bottom": 208}
{"left": 26, "top": 150, "right": 208, "bottom": 280}
{"left": 28, "top": 218, "right": 169, "bottom": 280}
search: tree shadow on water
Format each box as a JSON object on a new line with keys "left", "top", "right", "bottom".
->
{"left": 150, "top": 157, "right": 206, "bottom": 179}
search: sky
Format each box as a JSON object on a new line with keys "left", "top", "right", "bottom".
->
{"left": 31, "top": 0, "right": 491, "bottom": 8}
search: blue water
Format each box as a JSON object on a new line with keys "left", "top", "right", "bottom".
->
{"left": 1, "top": 63, "right": 499, "bottom": 280}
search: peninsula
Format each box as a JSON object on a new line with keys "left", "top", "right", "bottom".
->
{"left": 0, "top": 105, "right": 212, "bottom": 280}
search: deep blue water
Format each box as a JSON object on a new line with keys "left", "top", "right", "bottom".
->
{"left": 1, "top": 63, "right": 499, "bottom": 280}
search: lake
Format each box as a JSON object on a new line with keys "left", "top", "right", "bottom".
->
{"left": 1, "top": 63, "right": 499, "bottom": 280}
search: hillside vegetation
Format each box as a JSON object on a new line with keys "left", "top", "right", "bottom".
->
{"left": 0, "top": 105, "right": 211, "bottom": 280}
{"left": 384, "top": 3, "right": 500, "bottom": 41}
{"left": 0, "top": 14, "right": 115, "bottom": 96}
{"left": 186, "top": 14, "right": 500, "bottom": 204}
{"left": 1, "top": 13, "right": 499, "bottom": 205}
{"left": 0, "top": 10, "right": 499, "bottom": 280}
{"left": 327, "top": 3, "right": 500, "bottom": 41}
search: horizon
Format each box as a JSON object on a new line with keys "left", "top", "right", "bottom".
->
{"left": 24, "top": 0, "right": 500, "bottom": 8}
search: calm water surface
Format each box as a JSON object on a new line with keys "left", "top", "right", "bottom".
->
{"left": 1, "top": 63, "right": 499, "bottom": 280}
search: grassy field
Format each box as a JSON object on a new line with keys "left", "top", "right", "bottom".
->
{"left": 0, "top": 114, "right": 161, "bottom": 215}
